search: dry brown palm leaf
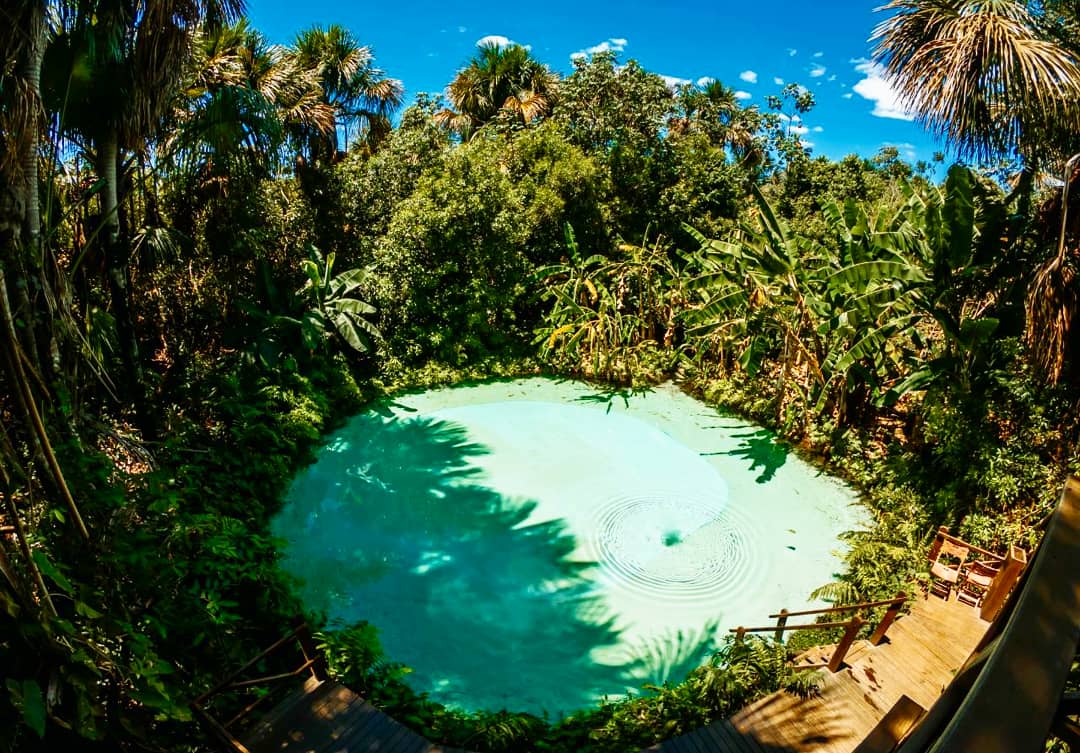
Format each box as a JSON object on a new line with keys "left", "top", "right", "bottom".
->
{"left": 1026, "top": 153, "right": 1080, "bottom": 383}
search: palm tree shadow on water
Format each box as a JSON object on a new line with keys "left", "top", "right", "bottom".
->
{"left": 273, "top": 410, "right": 716, "bottom": 714}
{"left": 702, "top": 428, "right": 791, "bottom": 484}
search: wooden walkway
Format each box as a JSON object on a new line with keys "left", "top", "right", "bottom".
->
{"left": 238, "top": 677, "right": 467, "bottom": 753}
{"left": 644, "top": 595, "right": 989, "bottom": 753}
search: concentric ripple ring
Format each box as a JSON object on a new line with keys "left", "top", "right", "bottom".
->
{"left": 589, "top": 491, "right": 768, "bottom": 603}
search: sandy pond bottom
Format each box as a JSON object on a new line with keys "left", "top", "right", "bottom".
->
{"left": 273, "top": 378, "right": 865, "bottom": 716}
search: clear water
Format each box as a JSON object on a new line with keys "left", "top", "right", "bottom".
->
{"left": 273, "top": 378, "right": 864, "bottom": 715}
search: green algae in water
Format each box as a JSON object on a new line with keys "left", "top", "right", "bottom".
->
{"left": 272, "top": 378, "right": 865, "bottom": 715}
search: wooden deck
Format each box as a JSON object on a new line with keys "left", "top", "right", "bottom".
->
{"left": 239, "top": 677, "right": 468, "bottom": 753}
{"left": 645, "top": 594, "right": 989, "bottom": 753}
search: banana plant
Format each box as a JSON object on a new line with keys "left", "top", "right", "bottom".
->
{"left": 686, "top": 166, "right": 1014, "bottom": 430}
{"left": 285, "top": 245, "right": 381, "bottom": 354}
{"left": 535, "top": 224, "right": 679, "bottom": 381}
{"left": 685, "top": 185, "right": 831, "bottom": 424}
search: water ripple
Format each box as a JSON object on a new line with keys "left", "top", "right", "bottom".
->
{"left": 589, "top": 492, "right": 767, "bottom": 603}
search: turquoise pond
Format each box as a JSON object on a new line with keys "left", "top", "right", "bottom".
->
{"left": 272, "top": 378, "right": 865, "bottom": 715}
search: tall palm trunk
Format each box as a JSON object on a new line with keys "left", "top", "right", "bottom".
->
{"left": 13, "top": 2, "right": 45, "bottom": 375}
{"left": 99, "top": 131, "right": 153, "bottom": 437}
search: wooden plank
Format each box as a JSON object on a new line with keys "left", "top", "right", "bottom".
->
{"left": 242, "top": 679, "right": 336, "bottom": 751}
{"left": 712, "top": 718, "right": 764, "bottom": 753}
{"left": 928, "top": 478, "right": 1080, "bottom": 753}
{"left": 380, "top": 722, "right": 420, "bottom": 753}
{"left": 347, "top": 711, "right": 398, "bottom": 752}
{"left": 315, "top": 702, "right": 385, "bottom": 753}
{"left": 260, "top": 690, "right": 367, "bottom": 753}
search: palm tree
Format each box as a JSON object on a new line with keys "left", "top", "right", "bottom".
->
{"left": 172, "top": 21, "right": 331, "bottom": 187}
{"left": 871, "top": 0, "right": 1080, "bottom": 165}
{"left": 0, "top": 0, "right": 91, "bottom": 547}
{"left": 434, "top": 42, "right": 559, "bottom": 139}
{"left": 2, "top": 0, "right": 49, "bottom": 375}
{"left": 290, "top": 25, "right": 403, "bottom": 161}
{"left": 873, "top": 0, "right": 1080, "bottom": 385}
{"left": 45, "top": 0, "right": 244, "bottom": 435}
{"left": 670, "top": 80, "right": 762, "bottom": 166}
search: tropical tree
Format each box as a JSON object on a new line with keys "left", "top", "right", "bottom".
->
{"left": 434, "top": 42, "right": 559, "bottom": 139}
{"left": 871, "top": 0, "right": 1080, "bottom": 165}
{"left": 536, "top": 225, "right": 683, "bottom": 382}
{"left": 1, "top": 0, "right": 48, "bottom": 375}
{"left": 670, "top": 79, "right": 763, "bottom": 167}
{"left": 685, "top": 166, "right": 1017, "bottom": 430}
{"left": 169, "top": 21, "right": 295, "bottom": 192}
{"left": 43, "top": 0, "right": 244, "bottom": 434}
{"left": 290, "top": 24, "right": 403, "bottom": 160}
{"left": 872, "top": 0, "right": 1080, "bottom": 385}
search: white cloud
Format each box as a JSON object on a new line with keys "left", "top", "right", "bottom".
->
{"left": 571, "top": 37, "right": 629, "bottom": 60}
{"left": 827, "top": 74, "right": 837, "bottom": 82}
{"left": 774, "top": 76, "right": 784, "bottom": 85}
{"left": 661, "top": 74, "right": 692, "bottom": 89}
{"left": 696, "top": 76, "right": 715, "bottom": 87}
{"left": 787, "top": 48, "right": 798, "bottom": 57}
{"left": 813, "top": 51, "right": 824, "bottom": 58}
{"left": 477, "top": 35, "right": 529, "bottom": 50}
{"left": 739, "top": 70, "right": 758, "bottom": 84}
{"left": 458, "top": 26, "right": 467, "bottom": 33}
{"left": 790, "top": 125, "right": 809, "bottom": 134}
{"left": 852, "top": 59, "right": 914, "bottom": 120}
{"left": 842, "top": 92, "right": 854, "bottom": 99}
{"left": 802, "top": 140, "right": 815, "bottom": 148}
{"left": 810, "top": 64, "right": 826, "bottom": 78}
{"left": 735, "top": 90, "right": 752, "bottom": 100}
{"left": 812, "top": 125, "right": 824, "bottom": 132}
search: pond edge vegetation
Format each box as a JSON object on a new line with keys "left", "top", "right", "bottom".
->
{"left": 3, "top": 2, "right": 1080, "bottom": 752}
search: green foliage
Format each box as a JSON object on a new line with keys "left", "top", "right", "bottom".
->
{"left": 535, "top": 225, "right": 682, "bottom": 384}
{"left": 7, "top": 7, "right": 1080, "bottom": 751}
{"left": 287, "top": 246, "right": 380, "bottom": 354}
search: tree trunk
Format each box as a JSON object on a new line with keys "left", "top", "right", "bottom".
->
{"left": 13, "top": 2, "right": 44, "bottom": 376}
{"left": 100, "top": 132, "right": 155, "bottom": 439}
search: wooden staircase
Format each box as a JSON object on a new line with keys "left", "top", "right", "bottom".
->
{"left": 645, "top": 595, "right": 989, "bottom": 753}
{"left": 191, "top": 624, "right": 471, "bottom": 753}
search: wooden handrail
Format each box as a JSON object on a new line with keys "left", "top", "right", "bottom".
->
{"left": 193, "top": 623, "right": 313, "bottom": 706}
{"left": 897, "top": 477, "right": 1080, "bottom": 753}
{"left": 929, "top": 527, "right": 1005, "bottom": 563}
{"left": 732, "top": 591, "right": 907, "bottom": 673}
{"left": 191, "top": 620, "right": 328, "bottom": 751}
{"left": 223, "top": 658, "right": 320, "bottom": 691}
{"left": 731, "top": 620, "right": 854, "bottom": 635}
{"left": 768, "top": 594, "right": 906, "bottom": 619}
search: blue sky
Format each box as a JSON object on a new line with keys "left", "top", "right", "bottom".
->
{"left": 247, "top": 0, "right": 946, "bottom": 164}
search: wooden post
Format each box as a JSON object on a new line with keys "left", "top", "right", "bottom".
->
{"left": 928, "top": 526, "right": 947, "bottom": 561}
{"left": 191, "top": 704, "right": 254, "bottom": 753}
{"left": 869, "top": 592, "right": 907, "bottom": 645}
{"left": 734, "top": 627, "right": 746, "bottom": 642}
{"left": 296, "top": 623, "right": 329, "bottom": 682}
{"left": 774, "top": 609, "right": 789, "bottom": 642}
{"left": 828, "top": 615, "right": 864, "bottom": 672}
{"left": 980, "top": 545, "right": 1027, "bottom": 622}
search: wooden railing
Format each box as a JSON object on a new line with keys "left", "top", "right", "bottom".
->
{"left": 191, "top": 621, "right": 327, "bottom": 753}
{"left": 730, "top": 592, "right": 907, "bottom": 672}
{"left": 895, "top": 477, "right": 1080, "bottom": 753}
{"left": 928, "top": 527, "right": 1005, "bottom": 565}
{"left": 927, "top": 527, "right": 1027, "bottom": 622}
